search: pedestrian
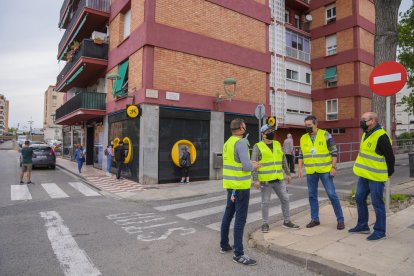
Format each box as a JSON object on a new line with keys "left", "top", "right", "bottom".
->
{"left": 179, "top": 146, "right": 191, "bottom": 184}
{"left": 283, "top": 133, "right": 296, "bottom": 173}
{"left": 74, "top": 144, "right": 85, "bottom": 173}
{"left": 252, "top": 124, "right": 300, "bottom": 233}
{"left": 19, "top": 140, "right": 34, "bottom": 184}
{"left": 350, "top": 112, "right": 394, "bottom": 241}
{"left": 298, "top": 115, "right": 345, "bottom": 230}
{"left": 115, "top": 141, "right": 125, "bottom": 180}
{"left": 105, "top": 142, "right": 114, "bottom": 177}
{"left": 220, "top": 118, "right": 261, "bottom": 266}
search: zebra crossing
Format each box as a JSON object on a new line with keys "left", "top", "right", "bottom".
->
{"left": 152, "top": 189, "right": 326, "bottom": 231}
{"left": 10, "top": 181, "right": 101, "bottom": 201}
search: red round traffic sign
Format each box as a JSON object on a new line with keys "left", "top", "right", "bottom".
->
{"left": 369, "top": 61, "right": 407, "bottom": 96}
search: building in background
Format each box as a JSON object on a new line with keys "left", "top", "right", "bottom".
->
{"left": 43, "top": 85, "right": 64, "bottom": 141}
{"left": 0, "top": 94, "right": 9, "bottom": 134}
{"left": 396, "top": 85, "right": 414, "bottom": 136}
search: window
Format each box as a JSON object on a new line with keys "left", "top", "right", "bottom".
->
{"left": 327, "top": 128, "right": 346, "bottom": 134}
{"left": 123, "top": 9, "right": 131, "bottom": 39}
{"left": 306, "top": 73, "right": 311, "bottom": 84}
{"left": 113, "top": 60, "right": 129, "bottom": 96}
{"left": 285, "top": 10, "right": 290, "bottom": 23}
{"left": 326, "top": 34, "right": 337, "bottom": 56}
{"left": 285, "top": 30, "right": 310, "bottom": 62}
{"left": 326, "top": 4, "right": 336, "bottom": 24}
{"left": 286, "top": 69, "right": 299, "bottom": 81}
{"left": 324, "top": 66, "right": 337, "bottom": 87}
{"left": 294, "top": 15, "right": 300, "bottom": 29}
{"left": 326, "top": 99, "right": 338, "bottom": 121}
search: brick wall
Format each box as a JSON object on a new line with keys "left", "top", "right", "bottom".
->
{"left": 311, "top": 36, "right": 325, "bottom": 59}
{"left": 131, "top": 0, "right": 145, "bottom": 33}
{"left": 359, "top": 28, "right": 374, "bottom": 53}
{"left": 109, "top": 14, "right": 123, "bottom": 51}
{"left": 155, "top": 0, "right": 266, "bottom": 53}
{"left": 312, "top": 68, "right": 325, "bottom": 90}
{"left": 359, "top": 0, "right": 375, "bottom": 23}
{"left": 153, "top": 48, "right": 266, "bottom": 104}
{"left": 360, "top": 62, "right": 373, "bottom": 86}
{"left": 106, "top": 67, "right": 118, "bottom": 102}
{"left": 338, "top": 97, "right": 355, "bottom": 119}
{"left": 253, "top": 0, "right": 266, "bottom": 4}
{"left": 336, "top": 0, "right": 353, "bottom": 21}
{"left": 310, "top": 6, "right": 325, "bottom": 29}
{"left": 128, "top": 48, "right": 143, "bottom": 92}
{"left": 312, "top": 100, "right": 325, "bottom": 121}
{"left": 360, "top": 97, "right": 372, "bottom": 115}
{"left": 338, "top": 63, "right": 354, "bottom": 86}
{"left": 337, "top": 28, "right": 354, "bottom": 53}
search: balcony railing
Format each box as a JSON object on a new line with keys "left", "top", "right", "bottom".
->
{"left": 55, "top": 92, "right": 106, "bottom": 120}
{"left": 59, "top": 0, "right": 72, "bottom": 26}
{"left": 58, "top": 0, "right": 110, "bottom": 54}
{"left": 286, "top": 46, "right": 310, "bottom": 63}
{"left": 57, "top": 38, "right": 108, "bottom": 85}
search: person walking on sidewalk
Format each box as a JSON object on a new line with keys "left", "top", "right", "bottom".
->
{"left": 252, "top": 125, "right": 300, "bottom": 233}
{"left": 220, "top": 118, "right": 261, "bottom": 266}
{"left": 19, "top": 140, "right": 34, "bottom": 184}
{"left": 298, "top": 115, "right": 345, "bottom": 230}
{"left": 105, "top": 143, "right": 114, "bottom": 176}
{"left": 74, "top": 144, "right": 85, "bottom": 174}
{"left": 179, "top": 146, "right": 191, "bottom": 184}
{"left": 350, "top": 112, "right": 395, "bottom": 241}
{"left": 115, "top": 141, "right": 125, "bottom": 180}
{"left": 283, "top": 133, "right": 296, "bottom": 173}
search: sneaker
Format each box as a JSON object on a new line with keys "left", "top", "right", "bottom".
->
{"left": 337, "top": 221, "right": 345, "bottom": 230}
{"left": 348, "top": 225, "right": 370, "bottom": 234}
{"left": 367, "top": 232, "right": 386, "bottom": 241}
{"left": 233, "top": 255, "right": 257, "bottom": 266}
{"left": 180, "top": 181, "right": 185, "bottom": 184}
{"left": 219, "top": 244, "right": 232, "bottom": 254}
{"left": 306, "top": 220, "right": 320, "bottom": 228}
{"left": 261, "top": 223, "right": 269, "bottom": 233}
{"left": 19, "top": 181, "right": 24, "bottom": 184}
{"left": 185, "top": 182, "right": 190, "bottom": 185}
{"left": 26, "top": 181, "right": 34, "bottom": 184}
{"left": 283, "top": 221, "right": 300, "bottom": 229}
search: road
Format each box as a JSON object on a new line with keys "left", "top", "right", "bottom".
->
{"left": 0, "top": 143, "right": 315, "bottom": 276}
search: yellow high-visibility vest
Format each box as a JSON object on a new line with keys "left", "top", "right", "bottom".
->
{"left": 300, "top": 129, "right": 332, "bottom": 174}
{"left": 353, "top": 128, "right": 391, "bottom": 182}
{"left": 222, "top": 136, "right": 251, "bottom": 190}
{"left": 256, "top": 141, "right": 284, "bottom": 182}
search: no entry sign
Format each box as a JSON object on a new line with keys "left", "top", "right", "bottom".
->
{"left": 369, "top": 61, "right": 407, "bottom": 96}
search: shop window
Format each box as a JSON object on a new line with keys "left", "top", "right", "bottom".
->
{"left": 326, "top": 99, "right": 338, "bottom": 121}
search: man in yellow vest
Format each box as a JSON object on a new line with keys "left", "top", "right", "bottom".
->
{"left": 220, "top": 118, "right": 261, "bottom": 266}
{"left": 298, "top": 115, "right": 345, "bottom": 230}
{"left": 252, "top": 124, "right": 300, "bottom": 233}
{"left": 351, "top": 112, "right": 394, "bottom": 241}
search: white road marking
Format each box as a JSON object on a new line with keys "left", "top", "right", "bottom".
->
{"left": 68, "top": 182, "right": 101, "bottom": 197}
{"left": 40, "top": 211, "right": 101, "bottom": 276}
{"left": 11, "top": 185, "right": 32, "bottom": 200}
{"left": 41, "top": 183, "right": 69, "bottom": 199}
{"left": 289, "top": 185, "right": 350, "bottom": 194}
{"left": 373, "top": 73, "right": 401, "bottom": 84}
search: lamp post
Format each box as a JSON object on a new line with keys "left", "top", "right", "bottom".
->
{"left": 106, "top": 72, "right": 121, "bottom": 95}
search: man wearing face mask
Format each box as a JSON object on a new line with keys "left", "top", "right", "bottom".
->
{"left": 252, "top": 124, "right": 300, "bottom": 233}
{"left": 350, "top": 112, "right": 394, "bottom": 241}
{"left": 298, "top": 115, "right": 345, "bottom": 230}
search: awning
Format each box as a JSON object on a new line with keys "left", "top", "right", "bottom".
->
{"left": 113, "top": 60, "right": 129, "bottom": 96}
{"left": 66, "top": 66, "right": 84, "bottom": 85}
{"left": 59, "top": 14, "right": 89, "bottom": 61}
{"left": 324, "top": 67, "right": 337, "bottom": 80}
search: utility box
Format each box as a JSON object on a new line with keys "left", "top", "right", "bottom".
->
{"left": 213, "top": 152, "right": 223, "bottom": 169}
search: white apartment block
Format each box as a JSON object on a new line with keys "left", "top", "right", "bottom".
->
{"left": 396, "top": 85, "right": 414, "bottom": 136}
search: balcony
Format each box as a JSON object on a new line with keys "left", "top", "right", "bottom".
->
{"left": 55, "top": 92, "right": 106, "bottom": 125}
{"left": 56, "top": 38, "right": 108, "bottom": 92}
{"left": 286, "top": 0, "right": 310, "bottom": 11}
{"left": 286, "top": 46, "right": 310, "bottom": 63}
{"left": 59, "top": 0, "right": 75, "bottom": 28}
{"left": 58, "top": 0, "right": 110, "bottom": 59}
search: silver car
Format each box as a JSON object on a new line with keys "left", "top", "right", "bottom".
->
{"left": 20, "top": 144, "right": 56, "bottom": 169}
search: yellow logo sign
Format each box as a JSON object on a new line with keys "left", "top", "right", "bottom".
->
{"left": 268, "top": 117, "right": 276, "bottom": 126}
{"left": 127, "top": 105, "right": 139, "bottom": 118}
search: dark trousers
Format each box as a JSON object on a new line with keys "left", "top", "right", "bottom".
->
{"left": 286, "top": 154, "right": 295, "bottom": 172}
{"left": 116, "top": 162, "right": 124, "bottom": 179}
{"left": 220, "top": 189, "right": 250, "bottom": 257}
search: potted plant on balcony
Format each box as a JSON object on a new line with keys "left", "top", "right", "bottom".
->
{"left": 70, "top": 41, "right": 80, "bottom": 51}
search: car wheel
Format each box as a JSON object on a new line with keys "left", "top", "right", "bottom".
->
{"left": 51, "top": 165, "right": 56, "bottom": 170}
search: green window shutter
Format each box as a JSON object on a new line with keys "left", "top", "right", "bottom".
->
{"left": 113, "top": 60, "right": 129, "bottom": 96}
{"left": 324, "top": 67, "right": 337, "bottom": 81}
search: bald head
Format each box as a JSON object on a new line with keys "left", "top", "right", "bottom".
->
{"left": 361, "top": 112, "right": 378, "bottom": 123}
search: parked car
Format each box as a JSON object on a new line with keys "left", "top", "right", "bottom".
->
{"left": 20, "top": 144, "right": 56, "bottom": 169}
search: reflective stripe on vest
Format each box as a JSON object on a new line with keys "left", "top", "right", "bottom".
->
{"left": 256, "top": 141, "right": 284, "bottom": 181}
{"left": 300, "top": 129, "right": 332, "bottom": 174}
{"left": 222, "top": 136, "right": 251, "bottom": 189}
{"left": 353, "top": 128, "right": 391, "bottom": 182}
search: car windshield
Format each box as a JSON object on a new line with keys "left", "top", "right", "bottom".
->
{"left": 31, "top": 146, "right": 52, "bottom": 152}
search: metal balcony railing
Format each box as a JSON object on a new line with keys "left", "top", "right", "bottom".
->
{"left": 59, "top": 0, "right": 71, "bottom": 26}
{"left": 57, "top": 38, "right": 108, "bottom": 85}
{"left": 286, "top": 46, "right": 310, "bottom": 63}
{"left": 58, "top": 0, "right": 110, "bottom": 54}
{"left": 55, "top": 92, "right": 106, "bottom": 120}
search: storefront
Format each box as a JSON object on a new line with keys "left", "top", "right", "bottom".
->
{"left": 93, "top": 122, "right": 105, "bottom": 169}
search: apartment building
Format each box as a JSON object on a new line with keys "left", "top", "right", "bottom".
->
{"left": 43, "top": 85, "right": 64, "bottom": 141}
{"left": 396, "top": 85, "right": 413, "bottom": 136}
{"left": 0, "top": 94, "right": 9, "bottom": 134}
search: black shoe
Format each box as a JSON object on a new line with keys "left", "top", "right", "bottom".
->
{"left": 306, "top": 220, "right": 320, "bottom": 228}
{"left": 19, "top": 181, "right": 24, "bottom": 184}
{"left": 233, "top": 255, "right": 257, "bottom": 266}
{"left": 219, "top": 244, "right": 232, "bottom": 254}
{"left": 337, "top": 221, "right": 345, "bottom": 230}
{"left": 283, "top": 221, "right": 300, "bottom": 229}
{"left": 367, "top": 232, "right": 386, "bottom": 241}
{"left": 348, "top": 225, "right": 370, "bottom": 234}
{"left": 26, "top": 181, "right": 34, "bottom": 184}
{"left": 261, "top": 223, "right": 269, "bottom": 233}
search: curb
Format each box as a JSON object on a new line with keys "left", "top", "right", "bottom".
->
{"left": 55, "top": 163, "right": 102, "bottom": 191}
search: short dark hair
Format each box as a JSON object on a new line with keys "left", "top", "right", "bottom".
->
{"left": 24, "top": 140, "right": 30, "bottom": 145}
{"left": 304, "top": 115, "right": 317, "bottom": 125}
{"left": 230, "top": 118, "right": 245, "bottom": 131}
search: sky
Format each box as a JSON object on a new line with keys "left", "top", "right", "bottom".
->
{"left": 0, "top": 0, "right": 413, "bottom": 130}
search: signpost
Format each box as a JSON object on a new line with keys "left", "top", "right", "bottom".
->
{"left": 255, "top": 104, "right": 265, "bottom": 141}
{"left": 369, "top": 61, "right": 408, "bottom": 211}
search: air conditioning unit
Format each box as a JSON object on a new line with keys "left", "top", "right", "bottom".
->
{"left": 91, "top": 31, "right": 107, "bottom": 41}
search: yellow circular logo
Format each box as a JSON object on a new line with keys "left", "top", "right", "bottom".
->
{"left": 127, "top": 105, "right": 139, "bottom": 118}
{"left": 268, "top": 117, "right": 276, "bottom": 126}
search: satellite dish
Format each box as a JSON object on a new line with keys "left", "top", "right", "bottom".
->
{"left": 305, "top": 14, "right": 313, "bottom": 22}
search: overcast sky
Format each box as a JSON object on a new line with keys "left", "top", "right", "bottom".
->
{"left": 0, "top": 0, "right": 412, "bottom": 130}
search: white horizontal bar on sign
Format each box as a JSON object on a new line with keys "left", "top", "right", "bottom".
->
{"left": 11, "top": 185, "right": 32, "bottom": 200}
{"left": 42, "top": 183, "right": 69, "bottom": 199}
{"left": 68, "top": 182, "right": 101, "bottom": 197}
{"left": 373, "top": 73, "right": 401, "bottom": 84}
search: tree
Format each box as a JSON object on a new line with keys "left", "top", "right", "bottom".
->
{"left": 7, "top": 127, "right": 16, "bottom": 134}
{"left": 372, "top": 0, "right": 402, "bottom": 126}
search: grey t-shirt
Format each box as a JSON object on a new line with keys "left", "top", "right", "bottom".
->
{"left": 234, "top": 139, "right": 253, "bottom": 172}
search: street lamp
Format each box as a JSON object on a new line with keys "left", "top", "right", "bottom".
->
{"left": 216, "top": 77, "right": 237, "bottom": 103}
{"left": 106, "top": 72, "right": 121, "bottom": 95}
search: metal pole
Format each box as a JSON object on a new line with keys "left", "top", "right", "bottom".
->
{"left": 385, "top": 96, "right": 391, "bottom": 212}
{"left": 258, "top": 117, "right": 262, "bottom": 142}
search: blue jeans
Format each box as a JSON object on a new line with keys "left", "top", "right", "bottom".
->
{"left": 355, "top": 177, "right": 386, "bottom": 235}
{"left": 220, "top": 189, "right": 250, "bottom": 257}
{"left": 77, "top": 160, "right": 83, "bottom": 173}
{"left": 306, "top": 172, "right": 344, "bottom": 222}
{"left": 106, "top": 156, "right": 112, "bottom": 172}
